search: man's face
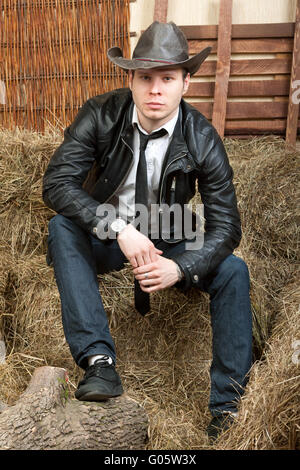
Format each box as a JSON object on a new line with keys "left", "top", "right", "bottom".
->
{"left": 129, "top": 68, "right": 190, "bottom": 133}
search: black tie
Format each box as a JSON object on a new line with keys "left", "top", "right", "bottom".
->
{"left": 134, "top": 127, "right": 168, "bottom": 316}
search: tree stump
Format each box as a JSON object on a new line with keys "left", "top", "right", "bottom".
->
{"left": 0, "top": 366, "right": 149, "bottom": 450}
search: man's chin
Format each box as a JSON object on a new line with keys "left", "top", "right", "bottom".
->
{"left": 142, "top": 109, "right": 170, "bottom": 123}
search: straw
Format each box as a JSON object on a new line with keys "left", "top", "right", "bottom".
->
{"left": 0, "top": 130, "right": 299, "bottom": 449}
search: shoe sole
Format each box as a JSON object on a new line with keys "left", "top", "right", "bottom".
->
{"left": 75, "top": 386, "right": 124, "bottom": 402}
{"left": 76, "top": 391, "right": 122, "bottom": 401}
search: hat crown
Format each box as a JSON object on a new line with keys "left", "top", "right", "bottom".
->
{"left": 107, "top": 21, "right": 212, "bottom": 76}
{"left": 132, "top": 21, "right": 189, "bottom": 63}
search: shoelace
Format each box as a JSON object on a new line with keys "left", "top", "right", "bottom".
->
{"left": 93, "top": 355, "right": 111, "bottom": 366}
{"left": 85, "top": 355, "right": 112, "bottom": 379}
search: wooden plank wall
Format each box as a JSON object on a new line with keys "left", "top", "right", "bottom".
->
{"left": 286, "top": 0, "right": 300, "bottom": 146}
{"left": 182, "top": 21, "right": 300, "bottom": 139}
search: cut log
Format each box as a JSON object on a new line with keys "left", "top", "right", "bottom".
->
{"left": 0, "top": 366, "right": 148, "bottom": 450}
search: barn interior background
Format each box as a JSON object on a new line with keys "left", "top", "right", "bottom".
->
{"left": 0, "top": 0, "right": 299, "bottom": 450}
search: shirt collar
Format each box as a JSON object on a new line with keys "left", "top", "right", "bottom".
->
{"left": 132, "top": 105, "right": 179, "bottom": 137}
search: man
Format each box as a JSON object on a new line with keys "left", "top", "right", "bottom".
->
{"left": 43, "top": 22, "right": 252, "bottom": 441}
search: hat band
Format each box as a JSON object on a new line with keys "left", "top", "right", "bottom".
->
{"left": 134, "top": 57, "right": 178, "bottom": 64}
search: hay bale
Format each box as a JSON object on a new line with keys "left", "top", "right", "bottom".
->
{"left": 107, "top": 279, "right": 212, "bottom": 449}
{"left": 0, "top": 253, "right": 76, "bottom": 405}
{"left": 0, "top": 128, "right": 61, "bottom": 257}
{"left": 216, "top": 280, "right": 300, "bottom": 450}
{"left": 0, "top": 129, "right": 299, "bottom": 449}
{"left": 1, "top": 253, "right": 212, "bottom": 448}
{"left": 225, "top": 137, "right": 299, "bottom": 358}
{"left": 226, "top": 136, "right": 299, "bottom": 263}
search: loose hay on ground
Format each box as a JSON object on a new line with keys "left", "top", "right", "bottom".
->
{"left": 0, "top": 128, "right": 60, "bottom": 257}
{"left": 216, "top": 280, "right": 299, "bottom": 450}
{"left": 225, "top": 137, "right": 299, "bottom": 358}
{"left": 0, "top": 129, "right": 299, "bottom": 449}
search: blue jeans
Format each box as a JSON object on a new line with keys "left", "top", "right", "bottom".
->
{"left": 47, "top": 214, "right": 252, "bottom": 416}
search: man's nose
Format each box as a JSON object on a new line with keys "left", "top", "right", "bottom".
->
{"left": 149, "top": 78, "right": 161, "bottom": 94}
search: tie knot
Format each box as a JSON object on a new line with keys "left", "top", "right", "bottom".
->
{"left": 138, "top": 127, "right": 168, "bottom": 151}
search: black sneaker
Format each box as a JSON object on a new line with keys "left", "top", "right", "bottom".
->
{"left": 206, "top": 413, "right": 236, "bottom": 443}
{"left": 75, "top": 356, "right": 123, "bottom": 401}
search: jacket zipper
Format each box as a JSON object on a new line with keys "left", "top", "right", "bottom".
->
{"left": 159, "top": 151, "right": 187, "bottom": 244}
{"left": 159, "top": 151, "right": 187, "bottom": 205}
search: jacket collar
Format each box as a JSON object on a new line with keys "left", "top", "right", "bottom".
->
{"left": 121, "top": 96, "right": 189, "bottom": 158}
{"left": 131, "top": 104, "right": 179, "bottom": 137}
{"left": 167, "top": 105, "right": 189, "bottom": 159}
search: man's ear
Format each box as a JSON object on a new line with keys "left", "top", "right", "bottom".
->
{"left": 183, "top": 73, "right": 190, "bottom": 95}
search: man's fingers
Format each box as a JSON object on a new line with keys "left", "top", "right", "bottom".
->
{"left": 140, "top": 283, "right": 161, "bottom": 293}
{"left": 140, "top": 277, "right": 161, "bottom": 287}
{"left": 139, "top": 275, "right": 161, "bottom": 289}
{"left": 117, "top": 224, "right": 159, "bottom": 267}
{"left": 135, "top": 270, "right": 159, "bottom": 281}
{"left": 129, "top": 256, "right": 138, "bottom": 268}
{"left": 133, "top": 262, "right": 156, "bottom": 276}
{"left": 142, "top": 252, "right": 152, "bottom": 266}
{"left": 149, "top": 248, "right": 163, "bottom": 263}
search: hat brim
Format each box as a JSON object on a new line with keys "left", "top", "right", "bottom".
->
{"left": 107, "top": 46, "right": 212, "bottom": 76}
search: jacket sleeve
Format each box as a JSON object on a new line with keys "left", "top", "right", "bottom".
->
{"left": 42, "top": 100, "right": 103, "bottom": 235}
{"left": 171, "top": 136, "right": 242, "bottom": 289}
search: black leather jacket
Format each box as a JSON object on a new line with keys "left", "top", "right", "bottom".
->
{"left": 43, "top": 88, "right": 241, "bottom": 289}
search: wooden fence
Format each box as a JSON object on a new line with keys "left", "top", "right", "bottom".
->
{"left": 0, "top": 0, "right": 131, "bottom": 131}
{"left": 154, "top": 0, "right": 300, "bottom": 145}
{"left": 183, "top": 21, "right": 299, "bottom": 139}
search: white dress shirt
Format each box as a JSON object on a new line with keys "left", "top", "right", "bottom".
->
{"left": 107, "top": 105, "right": 179, "bottom": 226}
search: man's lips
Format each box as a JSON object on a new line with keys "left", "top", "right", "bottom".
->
{"left": 146, "top": 102, "right": 164, "bottom": 109}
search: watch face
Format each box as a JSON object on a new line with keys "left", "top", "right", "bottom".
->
{"left": 111, "top": 219, "right": 126, "bottom": 232}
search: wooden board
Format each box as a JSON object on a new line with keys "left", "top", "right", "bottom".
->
{"left": 195, "top": 58, "right": 292, "bottom": 77}
{"left": 181, "top": 20, "right": 299, "bottom": 139}
{"left": 286, "top": 0, "right": 300, "bottom": 147}
{"left": 189, "top": 38, "right": 294, "bottom": 55}
{"left": 186, "top": 79, "right": 290, "bottom": 98}
{"left": 212, "top": 0, "right": 232, "bottom": 137}
{"left": 180, "top": 23, "right": 295, "bottom": 40}
{"left": 190, "top": 101, "right": 289, "bottom": 120}
{"left": 225, "top": 119, "right": 300, "bottom": 135}
{"left": 153, "top": 0, "right": 168, "bottom": 22}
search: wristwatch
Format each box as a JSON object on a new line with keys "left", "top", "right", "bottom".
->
{"left": 110, "top": 218, "right": 127, "bottom": 236}
{"left": 176, "top": 264, "right": 185, "bottom": 281}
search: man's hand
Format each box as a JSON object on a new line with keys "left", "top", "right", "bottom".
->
{"left": 117, "top": 223, "right": 162, "bottom": 268}
{"left": 133, "top": 255, "right": 181, "bottom": 293}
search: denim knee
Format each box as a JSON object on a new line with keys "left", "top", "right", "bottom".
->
{"left": 48, "top": 214, "right": 72, "bottom": 236}
{"left": 206, "top": 254, "right": 251, "bottom": 300}
{"left": 218, "top": 255, "right": 250, "bottom": 285}
{"left": 47, "top": 215, "right": 74, "bottom": 265}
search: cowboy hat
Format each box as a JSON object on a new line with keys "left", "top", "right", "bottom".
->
{"left": 107, "top": 21, "right": 211, "bottom": 76}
